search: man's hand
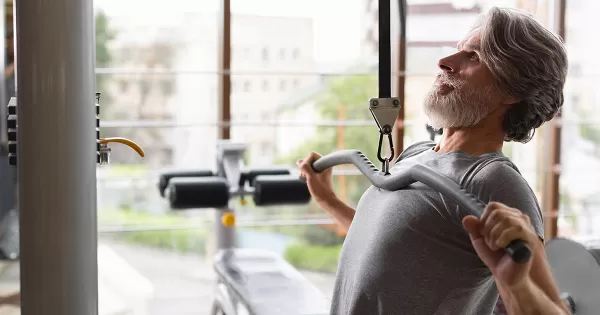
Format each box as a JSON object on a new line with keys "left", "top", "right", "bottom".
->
{"left": 462, "top": 202, "right": 541, "bottom": 289}
{"left": 297, "top": 152, "right": 336, "bottom": 204}
{"left": 297, "top": 152, "right": 356, "bottom": 232}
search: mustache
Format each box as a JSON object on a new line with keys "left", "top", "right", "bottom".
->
{"left": 435, "top": 73, "right": 464, "bottom": 88}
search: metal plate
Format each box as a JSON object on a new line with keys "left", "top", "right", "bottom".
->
{"left": 546, "top": 237, "right": 600, "bottom": 315}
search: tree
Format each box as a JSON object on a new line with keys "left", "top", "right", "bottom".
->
{"left": 101, "top": 38, "right": 178, "bottom": 164}
{"left": 275, "top": 74, "right": 381, "bottom": 245}
{"left": 281, "top": 74, "right": 380, "bottom": 205}
{"left": 95, "top": 10, "right": 117, "bottom": 109}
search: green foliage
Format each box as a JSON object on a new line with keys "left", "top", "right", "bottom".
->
{"left": 274, "top": 75, "right": 380, "bottom": 249}
{"left": 580, "top": 124, "right": 600, "bottom": 148}
{"left": 279, "top": 74, "right": 379, "bottom": 207}
{"left": 116, "top": 229, "right": 206, "bottom": 255}
{"left": 95, "top": 10, "right": 117, "bottom": 107}
{"left": 99, "top": 208, "right": 208, "bottom": 255}
{"left": 284, "top": 242, "right": 342, "bottom": 273}
{"left": 95, "top": 11, "right": 116, "bottom": 68}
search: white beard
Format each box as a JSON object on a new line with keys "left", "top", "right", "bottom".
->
{"left": 424, "top": 79, "right": 497, "bottom": 130}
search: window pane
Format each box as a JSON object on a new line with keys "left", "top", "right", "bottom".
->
{"left": 229, "top": 0, "right": 368, "bottom": 299}
{"left": 559, "top": 0, "right": 600, "bottom": 239}
{"left": 93, "top": 0, "right": 221, "bottom": 313}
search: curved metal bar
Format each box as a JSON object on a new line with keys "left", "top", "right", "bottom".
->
{"left": 311, "top": 149, "right": 532, "bottom": 264}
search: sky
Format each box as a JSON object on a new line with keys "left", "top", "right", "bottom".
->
{"left": 95, "top": 0, "right": 364, "bottom": 65}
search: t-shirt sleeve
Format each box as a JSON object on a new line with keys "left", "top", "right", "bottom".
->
{"left": 465, "top": 161, "right": 545, "bottom": 241}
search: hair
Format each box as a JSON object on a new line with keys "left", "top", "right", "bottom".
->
{"left": 474, "top": 7, "right": 568, "bottom": 143}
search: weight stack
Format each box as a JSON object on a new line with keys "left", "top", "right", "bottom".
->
{"left": 7, "top": 97, "right": 17, "bottom": 166}
{"left": 96, "top": 92, "right": 101, "bottom": 164}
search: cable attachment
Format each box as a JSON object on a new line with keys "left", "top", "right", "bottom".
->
{"left": 369, "top": 97, "right": 401, "bottom": 175}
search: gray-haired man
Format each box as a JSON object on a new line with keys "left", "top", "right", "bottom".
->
{"left": 299, "top": 7, "right": 569, "bottom": 315}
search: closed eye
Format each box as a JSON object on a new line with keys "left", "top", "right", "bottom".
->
{"left": 469, "top": 52, "right": 480, "bottom": 61}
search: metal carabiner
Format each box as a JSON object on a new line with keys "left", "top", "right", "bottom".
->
{"left": 377, "top": 131, "right": 394, "bottom": 174}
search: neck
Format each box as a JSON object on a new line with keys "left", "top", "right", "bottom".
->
{"left": 434, "top": 116, "right": 505, "bottom": 156}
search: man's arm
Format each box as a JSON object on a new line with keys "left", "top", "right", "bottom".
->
{"left": 318, "top": 196, "right": 355, "bottom": 233}
{"left": 502, "top": 278, "right": 567, "bottom": 315}
{"left": 500, "top": 241, "right": 568, "bottom": 314}
{"left": 496, "top": 247, "right": 569, "bottom": 315}
{"left": 467, "top": 163, "right": 568, "bottom": 313}
{"left": 463, "top": 203, "right": 569, "bottom": 315}
{"left": 297, "top": 152, "right": 356, "bottom": 233}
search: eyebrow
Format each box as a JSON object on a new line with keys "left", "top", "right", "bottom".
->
{"left": 457, "top": 42, "right": 480, "bottom": 52}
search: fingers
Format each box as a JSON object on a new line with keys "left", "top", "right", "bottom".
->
{"left": 297, "top": 152, "right": 322, "bottom": 176}
{"left": 462, "top": 215, "right": 482, "bottom": 240}
{"left": 480, "top": 202, "right": 535, "bottom": 251}
{"left": 462, "top": 215, "right": 504, "bottom": 267}
{"left": 481, "top": 204, "right": 520, "bottom": 239}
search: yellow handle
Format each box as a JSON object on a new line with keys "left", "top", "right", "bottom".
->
{"left": 99, "top": 137, "right": 145, "bottom": 157}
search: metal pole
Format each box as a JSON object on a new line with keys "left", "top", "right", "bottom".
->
{"left": 215, "top": 141, "right": 238, "bottom": 251}
{"left": 16, "top": 0, "right": 98, "bottom": 313}
{"left": 393, "top": 0, "right": 407, "bottom": 160}
{"left": 214, "top": 0, "right": 235, "bottom": 254}
{"left": 217, "top": 0, "right": 231, "bottom": 140}
{"left": 543, "top": 0, "right": 566, "bottom": 240}
{"left": 378, "top": 0, "right": 391, "bottom": 98}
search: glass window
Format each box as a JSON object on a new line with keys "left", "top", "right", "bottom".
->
{"left": 93, "top": 0, "right": 220, "bottom": 312}
{"left": 559, "top": 0, "right": 600, "bottom": 238}
{"left": 230, "top": 0, "right": 368, "bottom": 294}
{"left": 10, "top": 1, "right": 588, "bottom": 314}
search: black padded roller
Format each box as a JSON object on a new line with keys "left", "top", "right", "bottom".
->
{"left": 168, "top": 177, "right": 229, "bottom": 209}
{"left": 239, "top": 167, "right": 290, "bottom": 187}
{"left": 253, "top": 175, "right": 311, "bottom": 206}
{"left": 158, "top": 170, "right": 214, "bottom": 197}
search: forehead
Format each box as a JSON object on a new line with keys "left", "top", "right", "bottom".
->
{"left": 457, "top": 30, "right": 481, "bottom": 50}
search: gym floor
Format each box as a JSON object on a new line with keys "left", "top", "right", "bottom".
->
{"left": 0, "top": 240, "right": 336, "bottom": 315}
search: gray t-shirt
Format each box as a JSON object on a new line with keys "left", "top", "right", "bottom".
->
{"left": 330, "top": 141, "right": 544, "bottom": 315}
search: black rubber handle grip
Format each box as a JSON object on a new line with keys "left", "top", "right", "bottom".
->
{"left": 311, "top": 150, "right": 532, "bottom": 264}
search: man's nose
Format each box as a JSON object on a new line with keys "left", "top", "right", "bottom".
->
{"left": 437, "top": 55, "right": 457, "bottom": 73}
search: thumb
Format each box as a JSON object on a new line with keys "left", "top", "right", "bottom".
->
{"left": 462, "top": 215, "right": 482, "bottom": 240}
{"left": 462, "top": 215, "right": 503, "bottom": 267}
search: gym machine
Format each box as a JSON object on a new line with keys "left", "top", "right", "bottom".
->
{"left": 544, "top": 237, "right": 600, "bottom": 315}
{"left": 2, "top": 92, "right": 145, "bottom": 261}
{"left": 8, "top": 0, "right": 144, "bottom": 312}
{"left": 158, "top": 141, "right": 330, "bottom": 315}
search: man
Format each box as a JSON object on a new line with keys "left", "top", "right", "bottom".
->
{"left": 298, "top": 7, "right": 569, "bottom": 315}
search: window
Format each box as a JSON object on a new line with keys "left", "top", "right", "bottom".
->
{"left": 279, "top": 80, "right": 286, "bottom": 92}
{"left": 262, "top": 79, "right": 269, "bottom": 92}
{"left": 261, "top": 47, "right": 269, "bottom": 62}
{"left": 244, "top": 80, "right": 251, "bottom": 92}
{"left": 292, "top": 48, "right": 300, "bottom": 59}
{"left": 279, "top": 48, "right": 286, "bottom": 60}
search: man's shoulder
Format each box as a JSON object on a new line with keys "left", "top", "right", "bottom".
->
{"left": 466, "top": 157, "right": 544, "bottom": 237}
{"left": 468, "top": 157, "right": 526, "bottom": 189}
{"left": 396, "top": 140, "right": 436, "bottom": 163}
